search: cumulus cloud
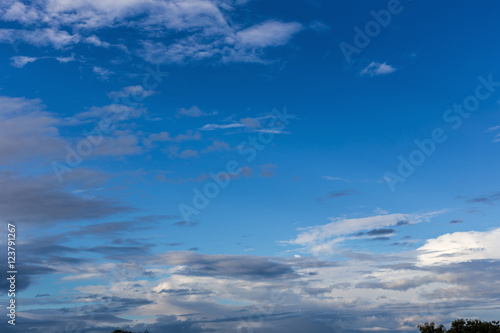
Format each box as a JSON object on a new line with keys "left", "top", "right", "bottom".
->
{"left": 417, "top": 228, "right": 500, "bottom": 266}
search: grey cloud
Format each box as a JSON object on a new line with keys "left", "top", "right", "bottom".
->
{"left": 322, "top": 189, "right": 359, "bottom": 200}
{"left": 159, "top": 288, "right": 212, "bottom": 296}
{"left": 465, "top": 192, "right": 500, "bottom": 205}
{"left": 0, "top": 171, "right": 131, "bottom": 224}
{"left": 371, "top": 236, "right": 391, "bottom": 241}
{"left": 355, "top": 228, "right": 395, "bottom": 237}
{"left": 157, "top": 252, "right": 296, "bottom": 280}
{"left": 173, "top": 220, "right": 200, "bottom": 227}
{"left": 0, "top": 264, "right": 56, "bottom": 292}
{"left": 0, "top": 96, "right": 67, "bottom": 164}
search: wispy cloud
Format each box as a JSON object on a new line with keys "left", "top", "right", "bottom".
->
{"left": 361, "top": 62, "right": 396, "bottom": 76}
{"left": 322, "top": 176, "right": 350, "bottom": 182}
{"left": 285, "top": 211, "right": 443, "bottom": 254}
{"left": 176, "top": 106, "right": 217, "bottom": 118}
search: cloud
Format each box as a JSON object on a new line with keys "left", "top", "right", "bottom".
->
{"left": 92, "top": 66, "right": 113, "bottom": 80}
{"left": 9, "top": 55, "right": 77, "bottom": 68}
{"left": 176, "top": 106, "right": 217, "bottom": 118}
{"left": 322, "top": 176, "right": 350, "bottom": 182}
{"left": 157, "top": 251, "right": 297, "bottom": 280}
{"left": 0, "top": 1, "right": 304, "bottom": 65}
{"left": 0, "top": 96, "right": 68, "bottom": 164}
{"left": 309, "top": 20, "right": 330, "bottom": 32}
{"left": 202, "top": 140, "right": 231, "bottom": 153}
{"left": 0, "top": 171, "right": 131, "bottom": 224}
{"left": 259, "top": 163, "right": 277, "bottom": 178}
{"left": 90, "top": 134, "right": 143, "bottom": 156}
{"left": 173, "top": 221, "right": 199, "bottom": 227}
{"left": 465, "top": 192, "right": 500, "bottom": 205}
{"left": 0, "top": 28, "right": 82, "bottom": 49}
{"left": 417, "top": 228, "right": 500, "bottom": 266}
{"left": 286, "top": 211, "right": 442, "bottom": 254}
{"left": 76, "top": 104, "right": 145, "bottom": 121}
{"left": 235, "top": 20, "right": 303, "bottom": 48}
{"left": 200, "top": 122, "right": 246, "bottom": 131}
{"left": 355, "top": 228, "right": 396, "bottom": 237}
{"left": 200, "top": 112, "right": 293, "bottom": 133}
{"left": 324, "top": 189, "right": 359, "bottom": 199}
{"left": 143, "top": 130, "right": 201, "bottom": 148}
{"left": 107, "top": 86, "right": 156, "bottom": 100}
{"left": 178, "top": 149, "right": 199, "bottom": 159}
{"left": 10, "top": 55, "right": 39, "bottom": 67}
{"left": 361, "top": 62, "right": 396, "bottom": 76}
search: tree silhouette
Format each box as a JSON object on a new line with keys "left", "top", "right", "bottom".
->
{"left": 448, "top": 319, "right": 500, "bottom": 333}
{"left": 418, "top": 322, "right": 446, "bottom": 333}
{"left": 418, "top": 319, "right": 500, "bottom": 332}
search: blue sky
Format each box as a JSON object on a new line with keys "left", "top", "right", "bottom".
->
{"left": 1, "top": 0, "right": 500, "bottom": 332}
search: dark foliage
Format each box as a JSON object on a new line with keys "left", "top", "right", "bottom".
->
{"left": 418, "top": 322, "right": 446, "bottom": 333}
{"left": 418, "top": 319, "right": 500, "bottom": 333}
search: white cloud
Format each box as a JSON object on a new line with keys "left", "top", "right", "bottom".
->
{"left": 0, "top": 28, "right": 82, "bottom": 49}
{"left": 84, "top": 35, "right": 110, "bottom": 47}
{"left": 107, "top": 86, "right": 156, "bottom": 100}
{"left": 10, "top": 55, "right": 39, "bottom": 68}
{"left": 417, "top": 228, "right": 500, "bottom": 266}
{"left": 286, "top": 211, "right": 443, "bottom": 255}
{"left": 361, "top": 62, "right": 397, "bottom": 76}
{"left": 200, "top": 123, "right": 246, "bottom": 131}
{"left": 322, "top": 176, "right": 350, "bottom": 182}
{"left": 200, "top": 112, "right": 292, "bottom": 133}
{"left": 0, "top": 1, "right": 304, "bottom": 64}
{"left": 235, "top": 20, "right": 303, "bottom": 48}
{"left": 55, "top": 54, "right": 76, "bottom": 63}
{"left": 92, "top": 66, "right": 113, "bottom": 80}
{"left": 10, "top": 54, "right": 76, "bottom": 68}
